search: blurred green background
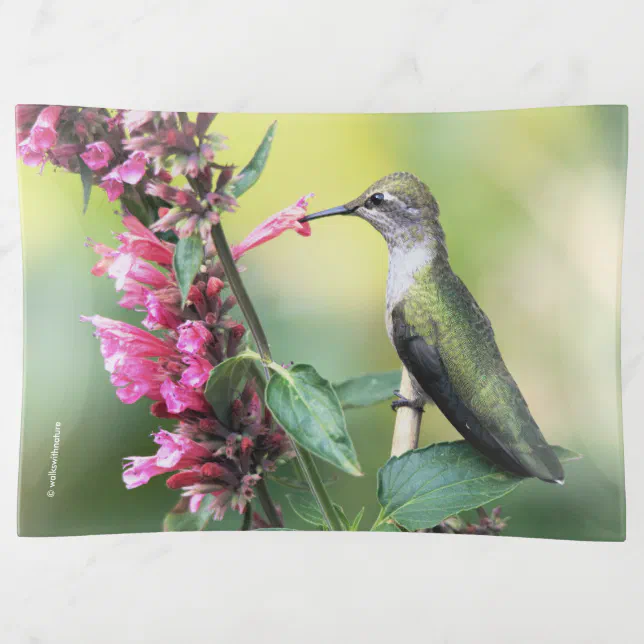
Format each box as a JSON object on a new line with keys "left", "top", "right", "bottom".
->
{"left": 17, "top": 107, "right": 626, "bottom": 540}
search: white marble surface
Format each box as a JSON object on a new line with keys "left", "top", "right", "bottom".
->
{"left": 1, "top": 1, "right": 643, "bottom": 642}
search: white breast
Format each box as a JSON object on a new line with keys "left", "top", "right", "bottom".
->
{"left": 385, "top": 244, "right": 433, "bottom": 343}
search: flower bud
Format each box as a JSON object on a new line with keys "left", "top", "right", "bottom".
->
{"left": 150, "top": 401, "right": 179, "bottom": 418}
{"left": 196, "top": 113, "right": 216, "bottom": 139}
{"left": 226, "top": 323, "right": 245, "bottom": 358}
{"left": 206, "top": 277, "right": 224, "bottom": 299}
{"left": 216, "top": 165, "right": 235, "bottom": 192}
{"left": 177, "top": 214, "right": 200, "bottom": 239}
{"left": 220, "top": 295, "right": 237, "bottom": 315}
{"left": 201, "top": 462, "right": 226, "bottom": 479}
{"left": 166, "top": 470, "right": 201, "bottom": 489}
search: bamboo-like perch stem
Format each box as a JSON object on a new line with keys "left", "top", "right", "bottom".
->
{"left": 390, "top": 367, "right": 423, "bottom": 456}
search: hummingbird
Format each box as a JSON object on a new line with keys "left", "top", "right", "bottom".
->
{"left": 300, "top": 172, "right": 564, "bottom": 483}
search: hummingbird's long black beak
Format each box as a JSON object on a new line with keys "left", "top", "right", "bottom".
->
{"left": 300, "top": 205, "right": 354, "bottom": 223}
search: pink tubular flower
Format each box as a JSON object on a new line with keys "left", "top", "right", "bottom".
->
{"left": 29, "top": 106, "right": 62, "bottom": 151}
{"left": 116, "top": 215, "right": 173, "bottom": 266}
{"left": 107, "top": 252, "right": 169, "bottom": 291}
{"left": 118, "top": 151, "right": 147, "bottom": 185}
{"left": 81, "top": 314, "right": 176, "bottom": 371}
{"left": 99, "top": 169, "right": 124, "bottom": 202}
{"left": 18, "top": 143, "right": 46, "bottom": 167}
{"left": 123, "top": 110, "right": 156, "bottom": 133}
{"left": 176, "top": 321, "right": 212, "bottom": 356}
{"left": 122, "top": 456, "right": 169, "bottom": 489}
{"left": 180, "top": 355, "right": 213, "bottom": 389}
{"left": 160, "top": 379, "right": 211, "bottom": 414}
{"left": 80, "top": 141, "right": 114, "bottom": 171}
{"left": 142, "top": 292, "right": 182, "bottom": 330}
{"left": 123, "top": 429, "right": 212, "bottom": 489}
{"left": 111, "top": 357, "right": 169, "bottom": 404}
{"left": 232, "top": 194, "right": 314, "bottom": 260}
{"left": 154, "top": 430, "right": 212, "bottom": 467}
{"left": 117, "top": 279, "right": 150, "bottom": 309}
{"left": 17, "top": 106, "right": 64, "bottom": 168}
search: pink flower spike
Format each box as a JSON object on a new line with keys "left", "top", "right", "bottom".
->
{"left": 80, "top": 141, "right": 114, "bottom": 171}
{"left": 160, "top": 379, "right": 211, "bottom": 414}
{"left": 99, "top": 170, "right": 124, "bottom": 202}
{"left": 232, "top": 193, "right": 314, "bottom": 260}
{"left": 176, "top": 321, "right": 212, "bottom": 356}
{"left": 118, "top": 152, "right": 147, "bottom": 185}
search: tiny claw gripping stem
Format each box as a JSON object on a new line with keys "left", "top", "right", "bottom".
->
{"left": 391, "top": 396, "right": 425, "bottom": 413}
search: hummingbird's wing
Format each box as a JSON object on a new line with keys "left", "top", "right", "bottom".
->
{"left": 391, "top": 275, "right": 564, "bottom": 483}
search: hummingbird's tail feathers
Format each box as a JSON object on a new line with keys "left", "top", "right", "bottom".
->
{"left": 468, "top": 425, "right": 565, "bottom": 484}
{"left": 435, "top": 393, "right": 565, "bottom": 483}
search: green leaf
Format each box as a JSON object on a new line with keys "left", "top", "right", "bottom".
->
{"left": 333, "top": 370, "right": 402, "bottom": 409}
{"left": 121, "top": 192, "right": 152, "bottom": 226}
{"left": 376, "top": 441, "right": 581, "bottom": 532}
{"left": 254, "top": 528, "right": 297, "bottom": 531}
{"left": 350, "top": 507, "right": 365, "bottom": 531}
{"left": 78, "top": 156, "right": 93, "bottom": 215}
{"left": 286, "top": 494, "right": 349, "bottom": 530}
{"left": 231, "top": 121, "right": 277, "bottom": 197}
{"left": 204, "top": 350, "right": 262, "bottom": 423}
{"left": 173, "top": 233, "right": 203, "bottom": 307}
{"left": 372, "top": 521, "right": 401, "bottom": 533}
{"left": 266, "top": 363, "right": 362, "bottom": 476}
{"left": 334, "top": 504, "right": 351, "bottom": 530}
{"left": 287, "top": 494, "right": 327, "bottom": 528}
{"left": 163, "top": 497, "right": 213, "bottom": 532}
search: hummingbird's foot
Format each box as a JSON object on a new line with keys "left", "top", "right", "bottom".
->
{"left": 391, "top": 391, "right": 425, "bottom": 413}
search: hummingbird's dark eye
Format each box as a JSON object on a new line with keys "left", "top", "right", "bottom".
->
{"left": 368, "top": 193, "right": 385, "bottom": 207}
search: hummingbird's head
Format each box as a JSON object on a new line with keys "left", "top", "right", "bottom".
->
{"left": 301, "top": 172, "right": 442, "bottom": 247}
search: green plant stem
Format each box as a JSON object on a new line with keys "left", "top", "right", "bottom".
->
{"left": 211, "top": 223, "right": 272, "bottom": 368}
{"left": 211, "top": 222, "right": 345, "bottom": 531}
{"left": 241, "top": 502, "right": 252, "bottom": 531}
{"left": 297, "top": 448, "right": 344, "bottom": 531}
{"left": 256, "top": 479, "right": 283, "bottom": 528}
{"left": 370, "top": 508, "right": 387, "bottom": 531}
